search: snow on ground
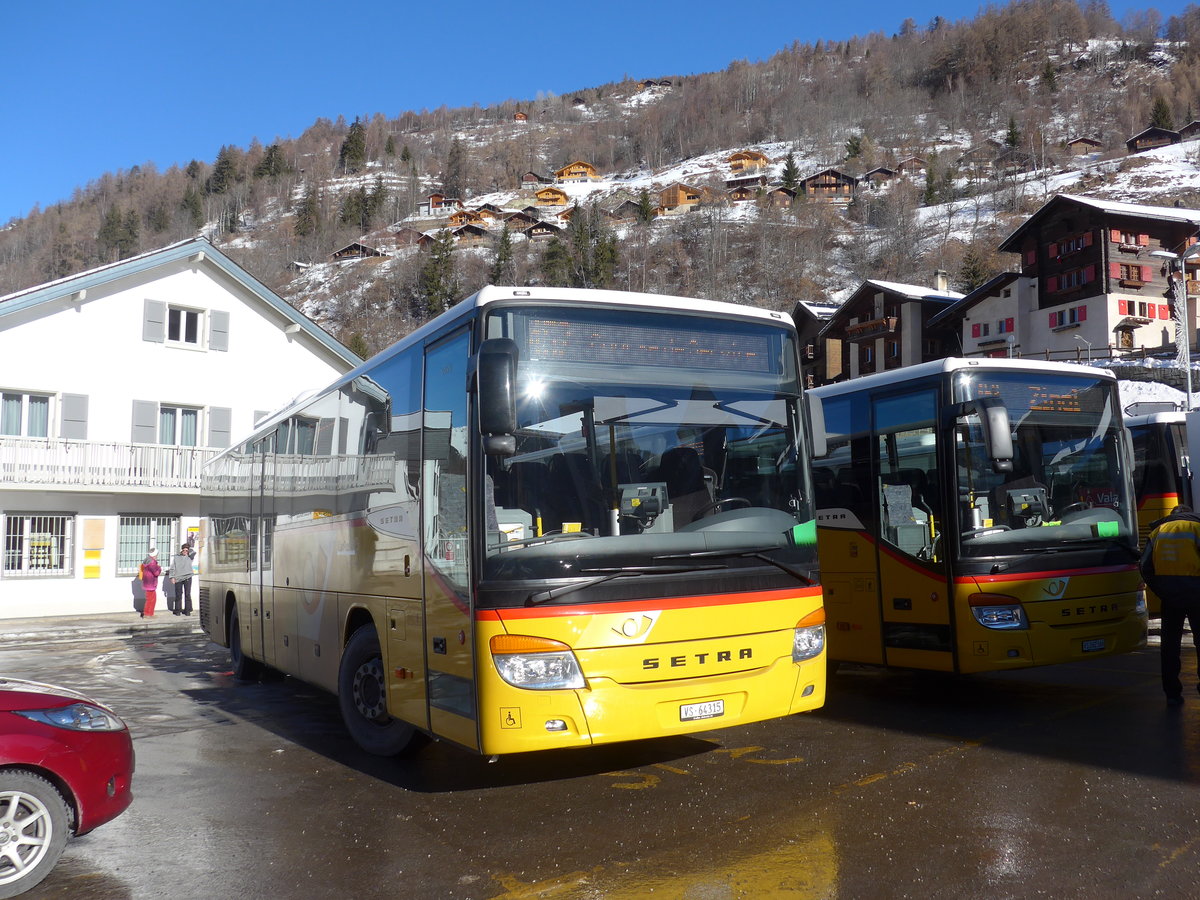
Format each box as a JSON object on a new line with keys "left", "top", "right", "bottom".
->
{"left": 1117, "top": 378, "right": 1186, "bottom": 412}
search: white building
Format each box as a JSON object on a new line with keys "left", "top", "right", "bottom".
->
{"left": 0, "top": 239, "right": 358, "bottom": 619}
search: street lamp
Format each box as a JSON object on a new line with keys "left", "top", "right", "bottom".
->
{"left": 1149, "top": 246, "right": 1200, "bottom": 412}
{"left": 1074, "top": 333, "right": 1092, "bottom": 362}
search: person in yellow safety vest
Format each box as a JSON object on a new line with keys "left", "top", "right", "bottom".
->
{"left": 1140, "top": 504, "right": 1200, "bottom": 707}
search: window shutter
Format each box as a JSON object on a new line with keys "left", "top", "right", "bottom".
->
{"left": 1109, "top": 262, "right": 1121, "bottom": 279}
{"left": 1079, "top": 306, "right": 1087, "bottom": 322}
{"left": 1119, "top": 299, "right": 1128, "bottom": 314}
{"left": 1006, "top": 317, "right": 1014, "bottom": 331}
{"left": 1083, "top": 264, "right": 1095, "bottom": 283}
{"left": 131, "top": 400, "right": 157, "bottom": 444}
{"left": 1149, "top": 305, "right": 1157, "bottom": 319}
{"left": 143, "top": 299, "right": 166, "bottom": 343}
{"left": 1048, "top": 312, "right": 1056, "bottom": 328}
{"left": 1160, "top": 304, "right": 1170, "bottom": 319}
{"left": 337, "top": 417, "right": 349, "bottom": 456}
{"left": 1047, "top": 275, "right": 1059, "bottom": 292}
{"left": 209, "top": 310, "right": 230, "bottom": 352}
{"left": 1110, "top": 229, "right": 1121, "bottom": 243}
{"left": 1083, "top": 231, "right": 1093, "bottom": 247}
{"left": 1138, "top": 234, "right": 1150, "bottom": 246}
{"left": 315, "top": 418, "right": 335, "bottom": 456}
{"left": 1025, "top": 248, "right": 1036, "bottom": 266}
{"left": 1048, "top": 242, "right": 1059, "bottom": 257}
{"left": 1141, "top": 265, "right": 1153, "bottom": 282}
{"left": 971, "top": 323, "right": 980, "bottom": 338}
{"left": 208, "top": 407, "right": 232, "bottom": 449}
{"left": 59, "top": 393, "right": 88, "bottom": 440}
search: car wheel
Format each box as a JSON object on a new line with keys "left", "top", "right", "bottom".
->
{"left": 0, "top": 770, "right": 71, "bottom": 899}
{"left": 229, "top": 605, "right": 263, "bottom": 682}
{"left": 338, "top": 624, "right": 423, "bottom": 757}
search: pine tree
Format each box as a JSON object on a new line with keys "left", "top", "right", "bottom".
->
{"left": 345, "top": 333, "right": 369, "bottom": 360}
{"left": 338, "top": 118, "right": 368, "bottom": 174}
{"left": 1151, "top": 95, "right": 1175, "bottom": 130}
{"left": 539, "top": 236, "right": 572, "bottom": 286}
{"left": 958, "top": 242, "right": 993, "bottom": 291}
{"left": 206, "top": 146, "right": 239, "bottom": 195}
{"left": 419, "top": 230, "right": 458, "bottom": 317}
{"left": 1040, "top": 60, "right": 1058, "bottom": 94}
{"left": 384, "top": 135, "right": 396, "bottom": 157}
{"left": 367, "top": 176, "right": 388, "bottom": 224}
{"left": 442, "top": 138, "right": 468, "bottom": 199}
{"left": 180, "top": 188, "right": 204, "bottom": 229}
{"left": 781, "top": 152, "right": 800, "bottom": 191}
{"left": 340, "top": 188, "right": 368, "bottom": 228}
{"left": 923, "top": 167, "right": 937, "bottom": 206}
{"left": 98, "top": 206, "right": 138, "bottom": 260}
{"left": 1005, "top": 116, "right": 1021, "bottom": 148}
{"left": 254, "top": 144, "right": 288, "bottom": 179}
{"left": 490, "top": 225, "right": 515, "bottom": 284}
{"left": 400, "top": 144, "right": 412, "bottom": 165}
{"left": 845, "top": 135, "right": 863, "bottom": 159}
{"left": 294, "top": 184, "right": 319, "bottom": 237}
{"left": 636, "top": 188, "right": 656, "bottom": 224}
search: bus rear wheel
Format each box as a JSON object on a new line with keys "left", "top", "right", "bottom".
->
{"left": 228, "top": 606, "right": 263, "bottom": 682}
{"left": 338, "top": 625, "right": 422, "bottom": 757}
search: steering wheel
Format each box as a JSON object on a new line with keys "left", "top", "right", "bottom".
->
{"left": 691, "top": 497, "right": 751, "bottom": 522}
{"left": 1056, "top": 502, "right": 1092, "bottom": 518}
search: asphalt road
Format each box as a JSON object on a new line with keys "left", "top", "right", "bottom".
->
{"left": 7, "top": 629, "right": 1200, "bottom": 899}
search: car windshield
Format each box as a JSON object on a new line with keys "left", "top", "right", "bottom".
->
{"left": 481, "top": 305, "right": 816, "bottom": 588}
{"left": 953, "top": 370, "right": 1136, "bottom": 557}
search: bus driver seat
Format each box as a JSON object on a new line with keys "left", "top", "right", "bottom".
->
{"left": 657, "top": 446, "right": 713, "bottom": 527}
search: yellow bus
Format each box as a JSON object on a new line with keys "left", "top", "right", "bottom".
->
{"left": 810, "top": 358, "right": 1146, "bottom": 674}
{"left": 199, "top": 286, "right": 825, "bottom": 757}
{"left": 1126, "top": 409, "right": 1190, "bottom": 616}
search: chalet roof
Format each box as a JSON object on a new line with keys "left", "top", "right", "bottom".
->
{"left": 0, "top": 237, "right": 357, "bottom": 365}
{"left": 864, "top": 166, "right": 897, "bottom": 178}
{"left": 998, "top": 194, "right": 1200, "bottom": 252}
{"left": 818, "top": 278, "right": 963, "bottom": 340}
{"left": 1127, "top": 126, "right": 1180, "bottom": 142}
{"left": 1066, "top": 136, "right": 1103, "bottom": 146}
{"left": 800, "top": 167, "right": 858, "bottom": 184}
{"left": 927, "top": 272, "right": 1024, "bottom": 327}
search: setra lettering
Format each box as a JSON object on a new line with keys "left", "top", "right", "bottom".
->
{"left": 1060, "top": 602, "right": 1120, "bottom": 618}
{"left": 642, "top": 648, "right": 753, "bottom": 670}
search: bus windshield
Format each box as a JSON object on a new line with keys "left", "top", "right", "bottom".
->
{"left": 482, "top": 305, "right": 816, "bottom": 594}
{"left": 953, "top": 370, "right": 1135, "bottom": 557}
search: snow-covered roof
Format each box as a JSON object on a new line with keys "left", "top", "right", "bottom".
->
{"left": 862, "top": 279, "right": 964, "bottom": 302}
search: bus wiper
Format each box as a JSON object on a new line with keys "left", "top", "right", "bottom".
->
{"left": 654, "top": 547, "right": 817, "bottom": 586}
{"left": 526, "top": 565, "right": 725, "bottom": 606}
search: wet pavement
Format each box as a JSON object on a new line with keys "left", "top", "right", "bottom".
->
{"left": 3, "top": 615, "right": 1200, "bottom": 899}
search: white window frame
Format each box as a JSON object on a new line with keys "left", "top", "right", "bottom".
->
{"left": 1, "top": 391, "right": 51, "bottom": 438}
{"left": 157, "top": 405, "right": 202, "bottom": 447}
{"left": 3, "top": 513, "right": 74, "bottom": 578}
{"left": 167, "top": 305, "right": 204, "bottom": 347}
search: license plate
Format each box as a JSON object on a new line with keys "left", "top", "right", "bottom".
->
{"left": 1082, "top": 638, "right": 1106, "bottom": 653}
{"left": 680, "top": 699, "right": 724, "bottom": 722}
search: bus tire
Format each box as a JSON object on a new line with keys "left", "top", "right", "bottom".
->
{"left": 0, "top": 770, "right": 71, "bottom": 899}
{"left": 229, "top": 606, "right": 263, "bottom": 682}
{"left": 339, "top": 624, "right": 421, "bottom": 757}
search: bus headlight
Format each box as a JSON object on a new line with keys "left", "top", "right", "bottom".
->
{"left": 490, "top": 634, "right": 585, "bottom": 690}
{"left": 793, "top": 609, "right": 826, "bottom": 662}
{"left": 968, "top": 593, "right": 1028, "bottom": 630}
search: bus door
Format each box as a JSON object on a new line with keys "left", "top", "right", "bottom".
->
{"left": 872, "top": 390, "right": 953, "bottom": 671}
{"left": 421, "top": 329, "right": 479, "bottom": 751}
{"left": 249, "top": 433, "right": 277, "bottom": 666}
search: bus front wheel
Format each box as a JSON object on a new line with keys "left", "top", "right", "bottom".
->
{"left": 338, "top": 625, "right": 422, "bottom": 757}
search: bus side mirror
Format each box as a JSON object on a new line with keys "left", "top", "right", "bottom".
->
{"left": 806, "top": 393, "right": 827, "bottom": 459}
{"left": 977, "top": 398, "right": 1014, "bottom": 473}
{"left": 478, "top": 338, "right": 518, "bottom": 456}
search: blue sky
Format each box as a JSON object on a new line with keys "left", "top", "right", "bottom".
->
{"left": 0, "top": 0, "right": 1187, "bottom": 224}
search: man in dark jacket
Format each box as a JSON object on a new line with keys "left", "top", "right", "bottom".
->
{"left": 1141, "top": 505, "right": 1200, "bottom": 706}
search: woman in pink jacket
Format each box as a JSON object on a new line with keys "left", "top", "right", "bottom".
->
{"left": 140, "top": 548, "right": 162, "bottom": 617}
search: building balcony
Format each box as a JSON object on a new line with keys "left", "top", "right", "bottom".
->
{"left": 846, "top": 316, "right": 898, "bottom": 342}
{"left": 0, "top": 437, "right": 218, "bottom": 492}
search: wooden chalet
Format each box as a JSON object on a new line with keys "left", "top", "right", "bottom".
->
{"left": 638, "top": 79, "right": 659, "bottom": 90}
{"left": 513, "top": 111, "right": 528, "bottom": 122}
{"left": 862, "top": 166, "right": 897, "bottom": 187}
{"left": 448, "top": 209, "right": 486, "bottom": 227}
{"left": 728, "top": 150, "right": 770, "bottom": 173}
{"left": 450, "top": 223, "right": 489, "bottom": 246}
{"left": 799, "top": 168, "right": 858, "bottom": 202}
{"left": 895, "top": 155, "right": 927, "bottom": 177}
{"left": 330, "top": 241, "right": 387, "bottom": 262}
{"left": 724, "top": 172, "right": 768, "bottom": 189}
{"left": 1126, "top": 127, "right": 1180, "bottom": 154}
{"left": 520, "top": 171, "right": 554, "bottom": 188}
{"left": 956, "top": 140, "right": 1003, "bottom": 179}
{"left": 727, "top": 184, "right": 759, "bottom": 203}
{"left": 658, "top": 183, "right": 704, "bottom": 212}
{"left": 420, "top": 192, "right": 463, "bottom": 216}
{"left": 522, "top": 220, "right": 563, "bottom": 241}
{"left": 994, "top": 147, "right": 1037, "bottom": 177}
{"left": 606, "top": 199, "right": 643, "bottom": 222}
{"left": 535, "top": 186, "right": 570, "bottom": 206}
{"left": 1066, "top": 137, "right": 1103, "bottom": 155}
{"left": 390, "top": 227, "right": 424, "bottom": 248}
{"left": 1181, "top": 121, "right": 1200, "bottom": 142}
{"left": 764, "top": 186, "right": 796, "bottom": 208}
{"left": 555, "top": 161, "right": 599, "bottom": 182}
{"left": 502, "top": 211, "right": 540, "bottom": 229}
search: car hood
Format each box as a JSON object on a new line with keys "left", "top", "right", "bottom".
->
{"left": 0, "top": 677, "right": 98, "bottom": 711}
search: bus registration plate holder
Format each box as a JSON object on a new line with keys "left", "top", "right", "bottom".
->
{"left": 680, "top": 699, "right": 724, "bottom": 722}
{"left": 1082, "top": 638, "right": 1106, "bottom": 653}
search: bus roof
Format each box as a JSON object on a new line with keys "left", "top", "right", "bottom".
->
{"left": 1125, "top": 411, "right": 1187, "bottom": 426}
{"left": 810, "top": 357, "right": 1118, "bottom": 399}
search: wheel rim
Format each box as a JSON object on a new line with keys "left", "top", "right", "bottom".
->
{"left": 0, "top": 790, "right": 56, "bottom": 884}
{"left": 351, "top": 656, "right": 387, "bottom": 722}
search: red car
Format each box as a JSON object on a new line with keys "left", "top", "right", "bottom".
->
{"left": 0, "top": 678, "right": 134, "bottom": 897}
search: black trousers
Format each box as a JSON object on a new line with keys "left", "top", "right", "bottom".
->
{"left": 1159, "top": 589, "right": 1200, "bottom": 699}
{"left": 173, "top": 578, "right": 193, "bottom": 614}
